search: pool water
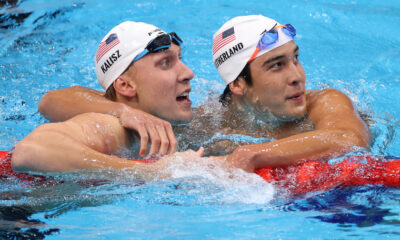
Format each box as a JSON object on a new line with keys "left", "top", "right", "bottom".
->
{"left": 1, "top": 0, "right": 400, "bottom": 239}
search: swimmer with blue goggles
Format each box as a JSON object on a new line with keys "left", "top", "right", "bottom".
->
{"left": 248, "top": 24, "right": 296, "bottom": 62}
{"left": 133, "top": 32, "right": 183, "bottom": 62}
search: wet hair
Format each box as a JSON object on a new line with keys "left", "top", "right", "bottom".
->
{"left": 104, "top": 84, "right": 117, "bottom": 101}
{"left": 219, "top": 63, "right": 253, "bottom": 106}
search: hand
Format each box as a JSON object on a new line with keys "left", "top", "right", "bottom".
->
{"left": 136, "top": 147, "right": 205, "bottom": 179}
{"left": 117, "top": 105, "right": 177, "bottom": 157}
{"left": 171, "top": 147, "right": 205, "bottom": 159}
{"left": 153, "top": 147, "right": 205, "bottom": 170}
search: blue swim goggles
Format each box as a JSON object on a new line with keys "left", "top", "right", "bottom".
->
{"left": 248, "top": 24, "right": 296, "bottom": 62}
{"left": 133, "top": 32, "right": 183, "bottom": 62}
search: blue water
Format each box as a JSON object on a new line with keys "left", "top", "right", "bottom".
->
{"left": 1, "top": 0, "right": 400, "bottom": 239}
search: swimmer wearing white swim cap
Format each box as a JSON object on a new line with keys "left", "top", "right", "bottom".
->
{"left": 37, "top": 21, "right": 196, "bottom": 158}
{"left": 94, "top": 21, "right": 194, "bottom": 124}
{"left": 13, "top": 20, "right": 202, "bottom": 173}
{"left": 207, "top": 15, "right": 371, "bottom": 172}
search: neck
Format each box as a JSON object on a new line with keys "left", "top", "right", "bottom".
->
{"left": 115, "top": 93, "right": 142, "bottom": 110}
{"left": 228, "top": 95, "right": 286, "bottom": 131}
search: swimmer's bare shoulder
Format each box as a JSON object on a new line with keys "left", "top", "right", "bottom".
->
{"left": 305, "top": 88, "right": 370, "bottom": 147}
{"left": 306, "top": 88, "right": 354, "bottom": 115}
{"left": 12, "top": 113, "right": 133, "bottom": 172}
{"left": 305, "top": 88, "right": 334, "bottom": 105}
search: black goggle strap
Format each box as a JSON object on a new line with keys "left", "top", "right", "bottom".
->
{"left": 170, "top": 32, "right": 183, "bottom": 45}
{"left": 147, "top": 34, "right": 171, "bottom": 52}
{"left": 146, "top": 32, "right": 183, "bottom": 53}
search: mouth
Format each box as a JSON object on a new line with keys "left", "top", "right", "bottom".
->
{"left": 286, "top": 92, "right": 304, "bottom": 101}
{"left": 176, "top": 89, "right": 192, "bottom": 104}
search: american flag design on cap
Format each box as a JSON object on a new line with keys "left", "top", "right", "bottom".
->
{"left": 212, "top": 27, "right": 235, "bottom": 54}
{"left": 96, "top": 33, "right": 120, "bottom": 63}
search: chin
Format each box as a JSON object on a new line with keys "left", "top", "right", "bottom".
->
{"left": 289, "top": 105, "right": 307, "bottom": 118}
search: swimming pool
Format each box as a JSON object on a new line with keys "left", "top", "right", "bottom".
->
{"left": 1, "top": 0, "right": 400, "bottom": 239}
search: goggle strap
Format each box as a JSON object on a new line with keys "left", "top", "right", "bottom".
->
{"left": 132, "top": 32, "right": 183, "bottom": 63}
{"left": 171, "top": 34, "right": 182, "bottom": 45}
{"left": 247, "top": 24, "right": 296, "bottom": 63}
{"left": 153, "top": 45, "right": 170, "bottom": 52}
{"left": 248, "top": 48, "right": 260, "bottom": 63}
{"left": 133, "top": 49, "right": 149, "bottom": 62}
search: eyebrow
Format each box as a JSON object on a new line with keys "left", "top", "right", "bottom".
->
{"left": 156, "top": 47, "right": 181, "bottom": 57}
{"left": 262, "top": 46, "right": 299, "bottom": 67}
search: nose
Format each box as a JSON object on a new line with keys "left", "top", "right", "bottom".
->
{"left": 177, "top": 60, "right": 194, "bottom": 83}
{"left": 287, "top": 58, "right": 304, "bottom": 86}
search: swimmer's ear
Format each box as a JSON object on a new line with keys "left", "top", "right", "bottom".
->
{"left": 113, "top": 76, "right": 136, "bottom": 98}
{"left": 229, "top": 77, "right": 247, "bottom": 96}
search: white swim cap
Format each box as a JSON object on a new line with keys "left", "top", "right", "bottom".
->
{"left": 212, "top": 15, "right": 294, "bottom": 85}
{"left": 95, "top": 21, "right": 167, "bottom": 90}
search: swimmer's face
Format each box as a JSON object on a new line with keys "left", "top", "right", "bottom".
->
{"left": 245, "top": 41, "right": 307, "bottom": 120}
{"left": 125, "top": 44, "right": 194, "bottom": 123}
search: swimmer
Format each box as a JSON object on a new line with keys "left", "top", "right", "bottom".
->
{"left": 211, "top": 15, "right": 370, "bottom": 172}
{"left": 12, "top": 21, "right": 203, "bottom": 172}
{"left": 35, "top": 15, "right": 370, "bottom": 173}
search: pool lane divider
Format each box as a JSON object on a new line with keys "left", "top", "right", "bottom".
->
{"left": 1, "top": 150, "right": 400, "bottom": 194}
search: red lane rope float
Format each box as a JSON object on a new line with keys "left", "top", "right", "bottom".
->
{"left": 0, "top": 150, "right": 7, "bottom": 160}
{"left": 0, "top": 150, "right": 48, "bottom": 183}
{"left": 255, "top": 155, "right": 400, "bottom": 194}
{"left": 2, "top": 150, "right": 400, "bottom": 193}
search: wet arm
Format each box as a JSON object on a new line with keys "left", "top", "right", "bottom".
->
{"left": 227, "top": 89, "right": 370, "bottom": 172}
{"left": 11, "top": 113, "right": 144, "bottom": 172}
{"left": 38, "top": 86, "right": 124, "bottom": 122}
{"left": 38, "top": 86, "right": 178, "bottom": 156}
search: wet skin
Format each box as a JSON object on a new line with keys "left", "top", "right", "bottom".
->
{"left": 241, "top": 41, "right": 307, "bottom": 121}
{"left": 120, "top": 44, "right": 194, "bottom": 123}
{"left": 32, "top": 38, "right": 371, "bottom": 173}
{"left": 191, "top": 40, "right": 370, "bottom": 171}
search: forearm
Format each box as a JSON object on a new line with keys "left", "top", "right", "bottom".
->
{"left": 12, "top": 134, "right": 139, "bottom": 172}
{"left": 12, "top": 113, "right": 137, "bottom": 172}
{"left": 229, "top": 129, "right": 369, "bottom": 171}
{"left": 38, "top": 86, "right": 125, "bottom": 122}
{"left": 11, "top": 124, "right": 133, "bottom": 173}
